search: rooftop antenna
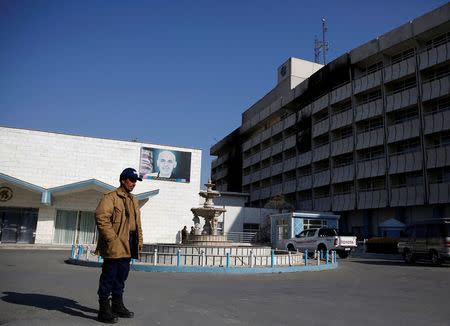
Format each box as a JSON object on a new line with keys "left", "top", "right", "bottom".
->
{"left": 314, "top": 18, "right": 329, "bottom": 65}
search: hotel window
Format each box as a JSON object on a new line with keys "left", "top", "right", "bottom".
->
{"left": 276, "top": 219, "right": 289, "bottom": 240}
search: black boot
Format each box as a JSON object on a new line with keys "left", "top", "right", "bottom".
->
{"left": 98, "top": 298, "right": 118, "bottom": 324}
{"left": 111, "top": 293, "right": 134, "bottom": 318}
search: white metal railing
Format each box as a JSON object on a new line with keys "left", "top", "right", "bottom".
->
{"left": 226, "top": 232, "right": 257, "bottom": 243}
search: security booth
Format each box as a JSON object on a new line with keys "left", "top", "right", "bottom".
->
{"left": 271, "top": 211, "right": 340, "bottom": 249}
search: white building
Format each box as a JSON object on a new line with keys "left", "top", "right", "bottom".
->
{"left": 0, "top": 127, "right": 202, "bottom": 245}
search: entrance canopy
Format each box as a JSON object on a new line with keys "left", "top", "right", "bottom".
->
{"left": 0, "top": 173, "right": 159, "bottom": 205}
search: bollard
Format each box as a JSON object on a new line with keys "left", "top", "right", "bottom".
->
{"left": 153, "top": 249, "right": 158, "bottom": 266}
{"left": 271, "top": 250, "right": 275, "bottom": 268}
{"left": 334, "top": 251, "right": 337, "bottom": 263}
{"left": 132, "top": 259, "right": 136, "bottom": 265}
{"left": 98, "top": 255, "right": 102, "bottom": 262}
{"left": 71, "top": 245, "right": 76, "bottom": 259}
{"left": 177, "top": 250, "right": 181, "bottom": 267}
{"left": 77, "top": 245, "right": 84, "bottom": 260}
{"left": 326, "top": 251, "right": 329, "bottom": 264}
{"left": 320, "top": 250, "right": 324, "bottom": 260}
{"left": 317, "top": 251, "right": 320, "bottom": 265}
{"left": 250, "top": 250, "right": 254, "bottom": 268}
{"left": 226, "top": 252, "right": 230, "bottom": 268}
{"left": 85, "top": 246, "right": 90, "bottom": 261}
{"left": 288, "top": 251, "right": 292, "bottom": 266}
{"left": 305, "top": 249, "right": 308, "bottom": 266}
{"left": 201, "top": 250, "right": 205, "bottom": 267}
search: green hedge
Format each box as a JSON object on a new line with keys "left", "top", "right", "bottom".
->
{"left": 365, "top": 237, "right": 399, "bottom": 254}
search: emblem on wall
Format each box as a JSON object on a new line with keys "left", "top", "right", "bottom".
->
{"left": 0, "top": 187, "right": 13, "bottom": 201}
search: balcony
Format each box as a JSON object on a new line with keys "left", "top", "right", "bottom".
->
{"left": 242, "top": 139, "right": 252, "bottom": 152}
{"left": 357, "top": 189, "right": 388, "bottom": 209}
{"left": 272, "top": 141, "right": 283, "bottom": 156}
{"left": 251, "top": 134, "right": 261, "bottom": 147}
{"left": 312, "top": 95, "right": 329, "bottom": 114}
{"left": 429, "top": 182, "right": 450, "bottom": 204}
{"left": 332, "top": 193, "right": 355, "bottom": 211}
{"left": 330, "top": 82, "right": 351, "bottom": 104}
{"left": 419, "top": 41, "right": 450, "bottom": 70}
{"left": 297, "top": 152, "right": 312, "bottom": 167}
{"left": 251, "top": 170, "right": 261, "bottom": 182}
{"left": 422, "top": 75, "right": 450, "bottom": 102}
{"left": 389, "top": 151, "right": 422, "bottom": 174}
{"left": 283, "top": 180, "right": 296, "bottom": 194}
{"left": 261, "top": 167, "right": 271, "bottom": 179}
{"left": 356, "top": 128, "right": 384, "bottom": 150}
{"left": 271, "top": 183, "right": 283, "bottom": 196}
{"left": 332, "top": 165, "right": 354, "bottom": 183}
{"left": 260, "top": 186, "right": 271, "bottom": 199}
{"left": 297, "top": 175, "right": 312, "bottom": 191}
{"left": 387, "top": 119, "right": 420, "bottom": 143}
{"left": 242, "top": 174, "right": 252, "bottom": 186}
{"left": 331, "top": 137, "right": 354, "bottom": 156}
{"left": 271, "top": 162, "right": 283, "bottom": 176}
{"left": 243, "top": 156, "right": 252, "bottom": 168}
{"left": 250, "top": 189, "right": 260, "bottom": 202}
{"left": 314, "top": 197, "right": 331, "bottom": 211}
{"left": 357, "top": 158, "right": 386, "bottom": 179}
{"left": 355, "top": 99, "right": 383, "bottom": 122}
{"left": 331, "top": 109, "right": 352, "bottom": 130}
{"left": 284, "top": 114, "right": 296, "bottom": 129}
{"left": 383, "top": 56, "right": 416, "bottom": 83}
{"left": 312, "top": 118, "right": 329, "bottom": 138}
{"left": 354, "top": 70, "right": 382, "bottom": 94}
{"left": 261, "top": 128, "right": 271, "bottom": 142}
{"left": 312, "top": 144, "right": 330, "bottom": 162}
{"left": 426, "top": 145, "right": 450, "bottom": 169}
{"left": 390, "top": 184, "right": 425, "bottom": 206}
{"left": 313, "top": 170, "right": 330, "bottom": 187}
{"left": 271, "top": 120, "right": 283, "bottom": 136}
{"left": 250, "top": 152, "right": 261, "bottom": 166}
{"left": 261, "top": 147, "right": 271, "bottom": 160}
{"left": 424, "top": 110, "right": 450, "bottom": 135}
{"left": 283, "top": 157, "right": 296, "bottom": 172}
{"left": 298, "top": 200, "right": 313, "bottom": 211}
{"left": 386, "top": 87, "right": 418, "bottom": 112}
{"left": 283, "top": 135, "right": 296, "bottom": 151}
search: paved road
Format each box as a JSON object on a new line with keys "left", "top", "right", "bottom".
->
{"left": 0, "top": 250, "right": 448, "bottom": 326}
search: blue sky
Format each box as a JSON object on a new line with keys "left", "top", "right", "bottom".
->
{"left": 1, "top": 0, "right": 447, "bottom": 187}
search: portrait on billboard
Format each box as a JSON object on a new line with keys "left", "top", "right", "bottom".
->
{"left": 139, "top": 147, "right": 191, "bottom": 183}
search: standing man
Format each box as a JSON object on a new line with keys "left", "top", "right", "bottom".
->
{"left": 95, "top": 168, "right": 143, "bottom": 323}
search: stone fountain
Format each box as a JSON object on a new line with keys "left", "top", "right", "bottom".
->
{"left": 188, "top": 179, "right": 229, "bottom": 245}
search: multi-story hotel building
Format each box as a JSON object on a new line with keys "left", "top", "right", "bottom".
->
{"left": 210, "top": 4, "right": 450, "bottom": 238}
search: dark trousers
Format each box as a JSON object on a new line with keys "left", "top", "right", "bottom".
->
{"left": 97, "top": 234, "right": 135, "bottom": 299}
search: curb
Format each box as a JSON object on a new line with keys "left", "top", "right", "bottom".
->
{"left": 66, "top": 258, "right": 338, "bottom": 274}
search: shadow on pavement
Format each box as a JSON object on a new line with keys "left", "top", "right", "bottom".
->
{"left": 1, "top": 292, "right": 97, "bottom": 321}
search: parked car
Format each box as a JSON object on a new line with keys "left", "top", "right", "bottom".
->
{"left": 397, "top": 218, "right": 450, "bottom": 265}
{"left": 284, "top": 227, "right": 357, "bottom": 258}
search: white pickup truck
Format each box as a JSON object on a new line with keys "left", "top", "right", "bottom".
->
{"left": 284, "top": 227, "right": 357, "bottom": 258}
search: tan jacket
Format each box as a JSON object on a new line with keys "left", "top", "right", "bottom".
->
{"left": 95, "top": 187, "right": 143, "bottom": 259}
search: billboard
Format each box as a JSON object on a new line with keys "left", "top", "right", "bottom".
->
{"left": 139, "top": 147, "right": 191, "bottom": 183}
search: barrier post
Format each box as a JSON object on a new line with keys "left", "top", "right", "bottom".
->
{"left": 153, "top": 249, "right": 158, "bottom": 266}
{"left": 132, "top": 259, "right": 136, "bottom": 265}
{"left": 326, "top": 251, "right": 329, "bottom": 264}
{"left": 98, "top": 256, "right": 102, "bottom": 262}
{"left": 177, "top": 250, "right": 181, "bottom": 267}
{"left": 201, "top": 251, "right": 205, "bottom": 267}
{"left": 85, "top": 246, "right": 90, "bottom": 261}
{"left": 317, "top": 251, "right": 320, "bottom": 265}
{"left": 271, "top": 250, "right": 274, "bottom": 268}
{"left": 305, "top": 250, "right": 308, "bottom": 266}
{"left": 250, "top": 250, "right": 254, "bottom": 268}
{"left": 226, "top": 252, "right": 230, "bottom": 268}
{"left": 77, "top": 245, "right": 84, "bottom": 260}
{"left": 288, "top": 251, "right": 292, "bottom": 266}
{"left": 320, "top": 250, "right": 323, "bottom": 260}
